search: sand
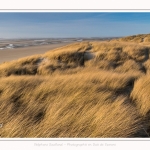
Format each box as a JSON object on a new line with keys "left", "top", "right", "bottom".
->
{"left": 0, "top": 42, "right": 73, "bottom": 64}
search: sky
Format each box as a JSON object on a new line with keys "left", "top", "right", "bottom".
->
{"left": 0, "top": 12, "right": 150, "bottom": 38}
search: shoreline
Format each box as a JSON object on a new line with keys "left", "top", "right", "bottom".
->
{"left": 0, "top": 42, "right": 73, "bottom": 64}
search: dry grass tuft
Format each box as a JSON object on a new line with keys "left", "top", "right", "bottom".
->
{"left": 85, "top": 59, "right": 115, "bottom": 70}
{"left": 144, "top": 59, "right": 150, "bottom": 74}
{"left": 123, "top": 45, "right": 149, "bottom": 62}
{"left": 0, "top": 55, "right": 40, "bottom": 76}
{"left": 119, "top": 34, "right": 150, "bottom": 43}
{"left": 131, "top": 75, "right": 150, "bottom": 135}
{"left": 0, "top": 75, "right": 146, "bottom": 137}
{"left": 131, "top": 75, "right": 150, "bottom": 116}
{"left": 115, "top": 59, "right": 145, "bottom": 74}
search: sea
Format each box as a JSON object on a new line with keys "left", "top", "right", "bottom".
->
{"left": 0, "top": 38, "right": 84, "bottom": 50}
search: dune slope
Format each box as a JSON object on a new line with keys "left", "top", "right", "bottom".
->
{"left": 1, "top": 36, "right": 150, "bottom": 137}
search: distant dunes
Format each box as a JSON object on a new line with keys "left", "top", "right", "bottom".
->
{"left": 113, "top": 33, "right": 150, "bottom": 44}
{"left": 1, "top": 34, "right": 150, "bottom": 137}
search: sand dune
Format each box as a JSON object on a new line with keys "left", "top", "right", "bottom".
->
{"left": 1, "top": 34, "right": 150, "bottom": 137}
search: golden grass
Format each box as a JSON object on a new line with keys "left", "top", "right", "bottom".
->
{"left": 0, "top": 55, "right": 41, "bottom": 76}
{"left": 131, "top": 75, "right": 150, "bottom": 116}
{"left": 0, "top": 40, "right": 149, "bottom": 77}
{"left": 144, "top": 36, "right": 150, "bottom": 42}
{"left": 1, "top": 36, "right": 150, "bottom": 137}
{"left": 85, "top": 60, "right": 115, "bottom": 70}
{"left": 115, "top": 59, "right": 144, "bottom": 74}
{"left": 119, "top": 34, "right": 150, "bottom": 43}
{"left": 123, "top": 45, "right": 149, "bottom": 62}
{"left": 0, "top": 75, "right": 146, "bottom": 137}
{"left": 144, "top": 59, "right": 150, "bottom": 74}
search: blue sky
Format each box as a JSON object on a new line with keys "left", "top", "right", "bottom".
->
{"left": 0, "top": 12, "right": 150, "bottom": 38}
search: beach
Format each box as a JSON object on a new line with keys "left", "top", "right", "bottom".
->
{"left": 0, "top": 42, "right": 73, "bottom": 64}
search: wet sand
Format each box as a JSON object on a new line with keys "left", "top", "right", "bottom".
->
{"left": 0, "top": 42, "right": 73, "bottom": 64}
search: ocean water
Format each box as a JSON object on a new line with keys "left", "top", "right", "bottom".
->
{"left": 6, "top": 44, "right": 14, "bottom": 49}
{"left": 0, "top": 38, "right": 81, "bottom": 50}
